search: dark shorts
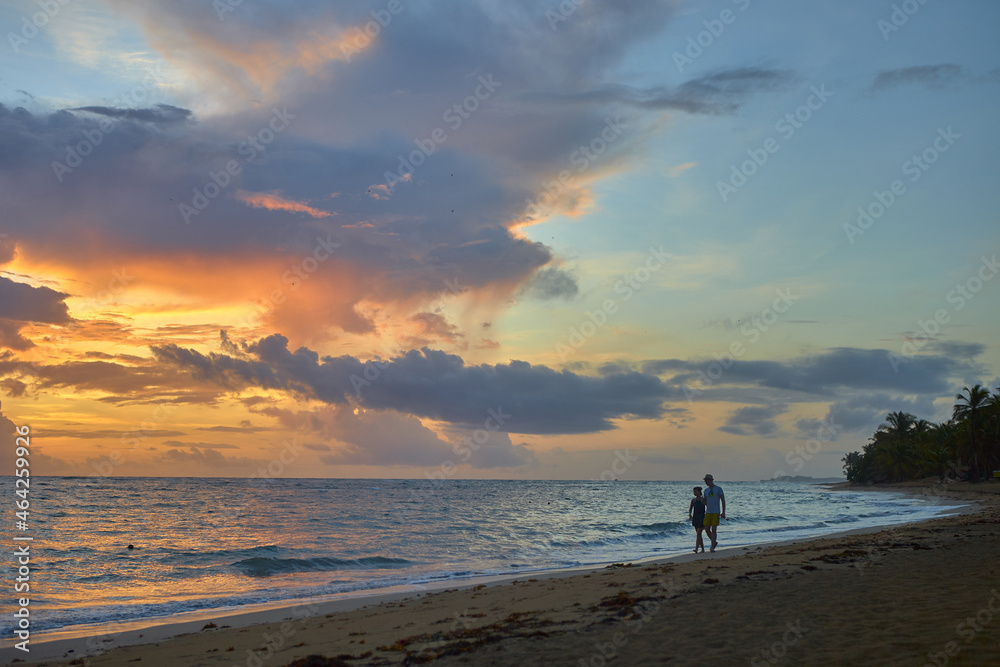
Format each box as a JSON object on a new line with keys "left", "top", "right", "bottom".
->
{"left": 692, "top": 518, "right": 704, "bottom": 529}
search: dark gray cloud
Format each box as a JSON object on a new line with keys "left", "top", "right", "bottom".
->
{"left": 0, "top": 234, "right": 14, "bottom": 264}
{"left": 316, "top": 407, "right": 456, "bottom": 467}
{"left": 0, "top": 276, "right": 71, "bottom": 324}
{"left": 644, "top": 347, "right": 968, "bottom": 397}
{"left": 719, "top": 404, "right": 786, "bottom": 437}
{"left": 461, "top": 432, "right": 538, "bottom": 469}
{"left": 869, "top": 64, "right": 963, "bottom": 93}
{"left": 531, "top": 68, "right": 798, "bottom": 115}
{"left": 258, "top": 403, "right": 536, "bottom": 468}
{"left": 795, "top": 392, "right": 940, "bottom": 440}
{"left": 152, "top": 333, "right": 676, "bottom": 434}
{"left": 0, "top": 275, "right": 72, "bottom": 350}
{"left": 641, "top": 359, "right": 693, "bottom": 375}
{"left": 69, "top": 104, "right": 193, "bottom": 124}
{"left": 521, "top": 267, "right": 579, "bottom": 300}
{"left": 924, "top": 340, "right": 985, "bottom": 360}
{"left": 160, "top": 446, "right": 260, "bottom": 470}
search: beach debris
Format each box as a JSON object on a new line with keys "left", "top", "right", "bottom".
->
{"left": 809, "top": 549, "right": 870, "bottom": 564}
{"left": 201, "top": 622, "right": 217, "bottom": 630}
{"left": 375, "top": 611, "right": 558, "bottom": 662}
{"left": 597, "top": 590, "right": 639, "bottom": 609}
{"left": 283, "top": 656, "right": 352, "bottom": 667}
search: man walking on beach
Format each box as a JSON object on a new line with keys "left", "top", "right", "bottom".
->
{"left": 702, "top": 474, "right": 725, "bottom": 552}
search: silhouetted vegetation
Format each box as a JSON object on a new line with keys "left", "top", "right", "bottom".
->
{"left": 842, "top": 385, "right": 1000, "bottom": 484}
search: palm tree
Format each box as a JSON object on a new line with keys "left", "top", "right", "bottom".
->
{"left": 921, "top": 422, "right": 958, "bottom": 481}
{"left": 954, "top": 385, "right": 991, "bottom": 479}
{"left": 880, "top": 438, "right": 914, "bottom": 481}
{"left": 984, "top": 388, "right": 1000, "bottom": 477}
{"left": 872, "top": 411, "right": 918, "bottom": 482}
{"left": 842, "top": 451, "right": 864, "bottom": 484}
{"left": 879, "top": 410, "right": 917, "bottom": 440}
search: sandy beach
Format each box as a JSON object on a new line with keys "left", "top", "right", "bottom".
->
{"left": 8, "top": 480, "right": 1000, "bottom": 667}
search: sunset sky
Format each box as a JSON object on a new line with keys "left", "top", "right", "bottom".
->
{"left": 1, "top": 0, "right": 998, "bottom": 481}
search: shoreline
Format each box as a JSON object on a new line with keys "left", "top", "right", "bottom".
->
{"left": 4, "top": 479, "right": 994, "bottom": 665}
{"left": 1, "top": 484, "right": 969, "bottom": 655}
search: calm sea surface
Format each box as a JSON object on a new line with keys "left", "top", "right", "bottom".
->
{"left": 0, "top": 477, "right": 959, "bottom": 638}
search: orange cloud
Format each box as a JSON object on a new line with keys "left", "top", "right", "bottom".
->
{"left": 366, "top": 184, "right": 392, "bottom": 200}
{"left": 236, "top": 190, "right": 333, "bottom": 218}
{"left": 106, "top": 2, "right": 374, "bottom": 106}
{"left": 667, "top": 161, "right": 697, "bottom": 177}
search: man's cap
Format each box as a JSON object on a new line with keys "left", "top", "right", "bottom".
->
{"left": 703, "top": 474, "right": 714, "bottom": 480}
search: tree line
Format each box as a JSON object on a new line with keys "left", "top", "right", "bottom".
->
{"left": 842, "top": 385, "right": 1000, "bottom": 484}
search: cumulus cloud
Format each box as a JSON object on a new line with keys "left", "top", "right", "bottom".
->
{"left": 0, "top": 275, "right": 72, "bottom": 350}
{"left": 152, "top": 333, "right": 675, "bottom": 434}
{"left": 0, "top": 276, "right": 72, "bottom": 324}
{"left": 251, "top": 400, "right": 537, "bottom": 469}
{"left": 159, "top": 446, "right": 262, "bottom": 471}
{"left": 323, "top": 409, "right": 457, "bottom": 467}
{"left": 0, "top": 1, "right": 809, "bottom": 357}
{"left": 453, "top": 430, "right": 538, "bottom": 469}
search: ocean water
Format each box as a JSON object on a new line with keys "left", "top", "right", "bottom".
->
{"left": 0, "top": 477, "right": 959, "bottom": 639}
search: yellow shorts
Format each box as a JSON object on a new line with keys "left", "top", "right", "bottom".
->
{"left": 703, "top": 513, "right": 720, "bottom": 527}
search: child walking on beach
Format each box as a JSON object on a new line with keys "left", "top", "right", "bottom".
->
{"left": 689, "top": 486, "right": 706, "bottom": 553}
